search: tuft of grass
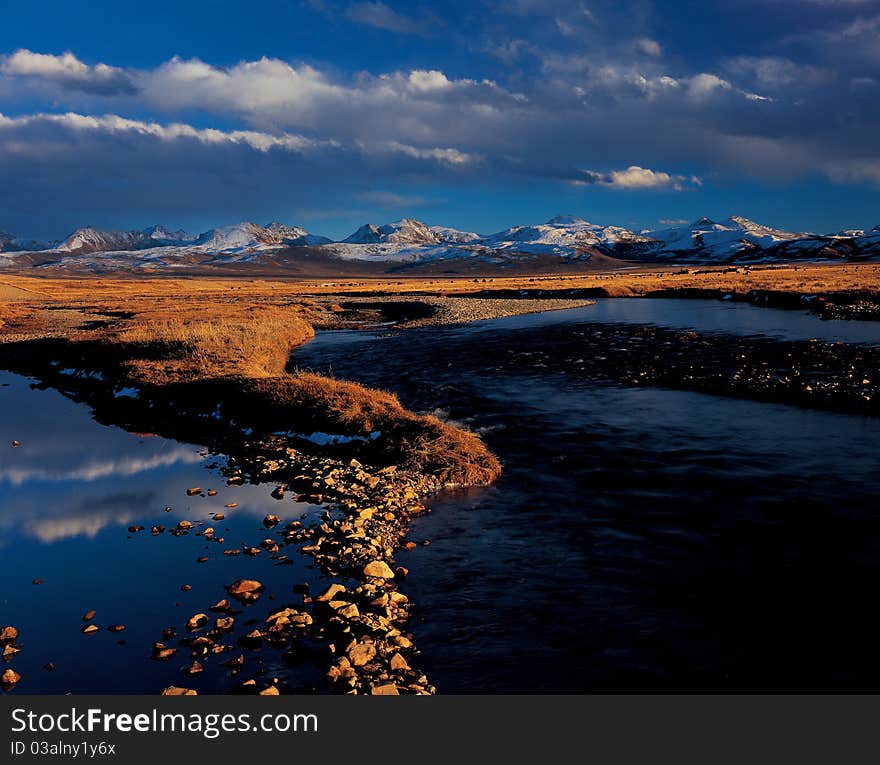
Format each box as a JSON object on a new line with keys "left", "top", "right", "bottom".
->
{"left": 241, "top": 373, "right": 502, "bottom": 485}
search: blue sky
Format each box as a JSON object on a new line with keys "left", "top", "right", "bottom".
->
{"left": 1, "top": 0, "right": 879, "bottom": 240}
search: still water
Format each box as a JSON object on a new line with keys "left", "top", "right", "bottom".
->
{"left": 0, "top": 372, "right": 329, "bottom": 694}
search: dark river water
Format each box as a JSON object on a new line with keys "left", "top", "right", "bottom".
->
{"left": 293, "top": 299, "right": 880, "bottom": 692}
{"left": 2, "top": 298, "right": 878, "bottom": 693}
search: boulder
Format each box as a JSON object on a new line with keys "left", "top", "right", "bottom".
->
{"left": 363, "top": 560, "right": 395, "bottom": 579}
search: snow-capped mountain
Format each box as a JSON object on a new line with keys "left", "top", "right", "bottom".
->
{"left": 144, "top": 225, "right": 196, "bottom": 245}
{"left": 0, "top": 230, "right": 51, "bottom": 253}
{"left": 193, "top": 222, "right": 282, "bottom": 251}
{"left": 482, "top": 215, "right": 653, "bottom": 256}
{"left": 1, "top": 214, "right": 879, "bottom": 271}
{"left": 343, "top": 218, "right": 439, "bottom": 245}
{"left": 265, "top": 222, "right": 332, "bottom": 246}
{"left": 56, "top": 227, "right": 155, "bottom": 254}
{"left": 429, "top": 225, "right": 481, "bottom": 244}
{"left": 642, "top": 216, "right": 807, "bottom": 259}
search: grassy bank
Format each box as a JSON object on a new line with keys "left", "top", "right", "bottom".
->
{"left": 0, "top": 299, "right": 501, "bottom": 485}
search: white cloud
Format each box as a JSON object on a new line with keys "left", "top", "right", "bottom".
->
{"left": 635, "top": 38, "right": 662, "bottom": 57}
{"left": 685, "top": 73, "right": 733, "bottom": 98}
{"left": 0, "top": 110, "right": 328, "bottom": 153}
{"left": 576, "top": 166, "right": 702, "bottom": 191}
{"left": 0, "top": 49, "right": 134, "bottom": 94}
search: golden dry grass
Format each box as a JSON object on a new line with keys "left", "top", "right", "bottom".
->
{"left": 116, "top": 310, "right": 314, "bottom": 381}
{"left": 244, "top": 373, "right": 501, "bottom": 484}
{"left": 2, "top": 261, "right": 880, "bottom": 304}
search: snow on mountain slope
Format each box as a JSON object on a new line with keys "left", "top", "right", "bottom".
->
{"left": 430, "top": 225, "right": 481, "bottom": 243}
{"left": 482, "top": 216, "right": 651, "bottom": 255}
{"left": 57, "top": 227, "right": 153, "bottom": 254}
{"left": 144, "top": 225, "right": 196, "bottom": 245}
{"left": 192, "top": 222, "right": 281, "bottom": 251}
{"left": 343, "top": 218, "right": 439, "bottom": 245}
{"left": 264, "top": 222, "right": 331, "bottom": 245}
{"left": 638, "top": 216, "right": 815, "bottom": 261}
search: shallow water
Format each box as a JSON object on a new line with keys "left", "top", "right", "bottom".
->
{"left": 0, "top": 372, "right": 330, "bottom": 694}
{"left": 342, "top": 297, "right": 879, "bottom": 345}
{"left": 295, "top": 299, "right": 880, "bottom": 691}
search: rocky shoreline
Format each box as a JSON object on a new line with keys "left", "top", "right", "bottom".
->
{"left": 157, "top": 439, "right": 444, "bottom": 696}
{"left": 322, "top": 296, "right": 596, "bottom": 328}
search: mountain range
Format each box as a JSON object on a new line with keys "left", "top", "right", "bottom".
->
{"left": 2, "top": 215, "right": 879, "bottom": 273}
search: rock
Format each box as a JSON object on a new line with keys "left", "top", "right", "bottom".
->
{"left": 317, "top": 583, "right": 347, "bottom": 602}
{"left": 394, "top": 566, "right": 409, "bottom": 579}
{"left": 161, "top": 686, "right": 197, "bottom": 696}
{"left": 271, "top": 486, "right": 285, "bottom": 500}
{"left": 390, "top": 653, "right": 410, "bottom": 671}
{"left": 363, "top": 560, "right": 395, "bottom": 579}
{"left": 263, "top": 514, "right": 281, "bottom": 528}
{"left": 258, "top": 686, "right": 280, "bottom": 696}
{"left": 3, "top": 644, "right": 21, "bottom": 660}
{"left": 43, "top": 662, "right": 55, "bottom": 672}
{"left": 161, "top": 627, "right": 177, "bottom": 641}
{"left": 151, "top": 525, "right": 165, "bottom": 535}
{"left": 0, "top": 626, "right": 18, "bottom": 644}
{"left": 196, "top": 556, "right": 209, "bottom": 563}
{"left": 239, "top": 630, "right": 263, "bottom": 649}
{"left": 12, "top": 440, "right": 21, "bottom": 448}
{"left": 207, "top": 490, "right": 218, "bottom": 496}
{"left": 177, "top": 520, "right": 194, "bottom": 531}
{"left": 81, "top": 624, "right": 99, "bottom": 635}
{"left": 215, "top": 616, "right": 235, "bottom": 632}
{"left": 186, "top": 613, "right": 209, "bottom": 632}
{"left": 164, "top": 506, "right": 172, "bottom": 513}
{"left": 185, "top": 660, "right": 203, "bottom": 676}
{"left": 337, "top": 603, "right": 360, "bottom": 619}
{"left": 107, "top": 625, "right": 126, "bottom": 633}
{"left": 347, "top": 642, "right": 376, "bottom": 667}
{"left": 81, "top": 611, "right": 96, "bottom": 622}
{"left": 209, "top": 599, "right": 232, "bottom": 613}
{"left": 371, "top": 682, "right": 399, "bottom": 696}
{"left": 1, "top": 668, "right": 21, "bottom": 690}
{"left": 404, "top": 541, "right": 417, "bottom": 551}
{"left": 152, "top": 643, "right": 177, "bottom": 661}
{"left": 224, "top": 503, "right": 237, "bottom": 509}
{"left": 181, "top": 584, "right": 193, "bottom": 592}
{"left": 127, "top": 525, "right": 144, "bottom": 533}
{"left": 186, "top": 488, "right": 202, "bottom": 496}
{"left": 226, "top": 579, "right": 264, "bottom": 603}
{"left": 32, "top": 578, "right": 44, "bottom": 585}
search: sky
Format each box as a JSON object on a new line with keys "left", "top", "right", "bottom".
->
{"left": 1, "top": 0, "right": 879, "bottom": 241}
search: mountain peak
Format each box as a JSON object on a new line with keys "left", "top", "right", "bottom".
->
{"left": 344, "top": 219, "right": 438, "bottom": 245}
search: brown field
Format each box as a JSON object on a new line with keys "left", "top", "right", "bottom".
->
{"left": 5, "top": 260, "right": 880, "bottom": 302}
